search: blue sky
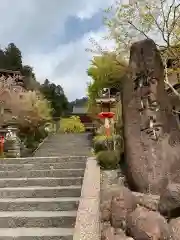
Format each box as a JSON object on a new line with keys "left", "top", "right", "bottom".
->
{"left": 0, "top": 0, "right": 115, "bottom": 101}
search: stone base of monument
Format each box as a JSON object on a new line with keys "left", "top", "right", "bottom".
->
{"left": 100, "top": 166, "right": 180, "bottom": 239}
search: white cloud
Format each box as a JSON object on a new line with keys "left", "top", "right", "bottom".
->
{"left": 0, "top": 0, "right": 115, "bottom": 100}
{"left": 24, "top": 28, "right": 115, "bottom": 101}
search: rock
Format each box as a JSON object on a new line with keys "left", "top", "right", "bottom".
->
{"left": 114, "top": 228, "right": 126, "bottom": 237}
{"left": 101, "top": 170, "right": 119, "bottom": 189}
{"left": 169, "top": 218, "right": 180, "bottom": 240}
{"left": 158, "top": 183, "right": 180, "bottom": 218}
{"left": 115, "top": 237, "right": 134, "bottom": 240}
{"left": 111, "top": 186, "right": 137, "bottom": 229}
{"left": 114, "top": 230, "right": 134, "bottom": 240}
{"left": 127, "top": 206, "right": 170, "bottom": 239}
{"left": 132, "top": 191, "right": 160, "bottom": 211}
{"left": 101, "top": 184, "right": 123, "bottom": 203}
{"left": 114, "top": 228, "right": 134, "bottom": 240}
{"left": 117, "top": 176, "right": 126, "bottom": 186}
{"left": 101, "top": 222, "right": 115, "bottom": 240}
{"left": 101, "top": 200, "right": 111, "bottom": 221}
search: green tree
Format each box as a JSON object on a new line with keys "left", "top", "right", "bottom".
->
{"left": 4, "top": 43, "right": 22, "bottom": 71}
{"left": 87, "top": 52, "right": 127, "bottom": 118}
{"left": 40, "top": 79, "right": 69, "bottom": 120}
{"left": 0, "top": 49, "right": 6, "bottom": 68}
{"left": 22, "top": 65, "right": 40, "bottom": 90}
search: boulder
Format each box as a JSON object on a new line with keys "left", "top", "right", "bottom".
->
{"left": 133, "top": 191, "right": 160, "bottom": 211}
{"left": 115, "top": 236, "right": 134, "bottom": 240}
{"left": 101, "top": 170, "right": 119, "bottom": 189}
{"left": 111, "top": 186, "right": 137, "bottom": 229}
{"left": 101, "top": 184, "right": 124, "bottom": 203}
{"left": 169, "top": 218, "right": 180, "bottom": 240}
{"left": 114, "top": 228, "right": 126, "bottom": 237}
{"left": 101, "top": 224, "right": 134, "bottom": 240}
{"left": 158, "top": 183, "right": 180, "bottom": 218}
{"left": 101, "top": 200, "right": 111, "bottom": 222}
{"left": 127, "top": 206, "right": 170, "bottom": 239}
{"left": 101, "top": 222, "right": 115, "bottom": 240}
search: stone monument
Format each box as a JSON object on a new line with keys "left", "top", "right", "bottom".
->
{"left": 122, "top": 39, "right": 180, "bottom": 194}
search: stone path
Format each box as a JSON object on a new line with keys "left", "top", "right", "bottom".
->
{"left": 0, "top": 133, "right": 91, "bottom": 240}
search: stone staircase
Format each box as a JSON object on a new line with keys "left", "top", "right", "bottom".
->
{"left": 0, "top": 133, "right": 91, "bottom": 239}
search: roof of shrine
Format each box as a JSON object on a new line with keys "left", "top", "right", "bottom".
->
{"left": 0, "top": 69, "right": 22, "bottom": 74}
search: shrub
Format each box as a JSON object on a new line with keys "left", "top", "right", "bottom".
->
{"left": 59, "top": 116, "right": 85, "bottom": 133}
{"left": 93, "top": 135, "right": 112, "bottom": 153}
{"left": 96, "top": 150, "right": 120, "bottom": 169}
{"left": 93, "top": 134, "right": 122, "bottom": 154}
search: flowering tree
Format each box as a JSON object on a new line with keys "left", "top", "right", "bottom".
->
{"left": 17, "top": 90, "right": 52, "bottom": 127}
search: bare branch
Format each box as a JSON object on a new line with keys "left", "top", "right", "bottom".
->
{"left": 166, "top": 0, "right": 176, "bottom": 31}
{"left": 127, "top": 20, "right": 150, "bottom": 39}
{"left": 160, "top": 0, "right": 166, "bottom": 34}
{"left": 167, "top": 2, "right": 180, "bottom": 44}
{"left": 172, "top": 109, "right": 180, "bottom": 114}
{"left": 145, "top": 4, "right": 168, "bottom": 45}
{"left": 164, "top": 57, "right": 180, "bottom": 99}
{"left": 169, "top": 3, "right": 180, "bottom": 34}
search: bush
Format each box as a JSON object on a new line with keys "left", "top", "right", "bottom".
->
{"left": 18, "top": 124, "right": 48, "bottom": 153}
{"left": 93, "top": 135, "right": 112, "bottom": 153}
{"left": 59, "top": 116, "right": 85, "bottom": 133}
{"left": 93, "top": 134, "right": 122, "bottom": 154}
{"left": 96, "top": 150, "right": 120, "bottom": 169}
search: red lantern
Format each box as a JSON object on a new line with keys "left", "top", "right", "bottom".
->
{"left": 97, "top": 112, "right": 115, "bottom": 136}
{"left": 98, "top": 112, "right": 115, "bottom": 119}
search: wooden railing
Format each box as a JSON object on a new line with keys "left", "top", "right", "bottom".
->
{"left": 83, "top": 123, "right": 96, "bottom": 130}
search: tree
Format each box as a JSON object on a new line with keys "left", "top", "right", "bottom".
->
{"left": 0, "top": 43, "right": 40, "bottom": 91}
{"left": 101, "top": 0, "right": 180, "bottom": 98}
{"left": 87, "top": 52, "right": 127, "bottom": 118}
{"left": 18, "top": 91, "right": 52, "bottom": 125}
{"left": 40, "top": 79, "right": 69, "bottom": 120}
{"left": 105, "top": 0, "right": 180, "bottom": 60}
{"left": 4, "top": 43, "right": 22, "bottom": 71}
{"left": 14, "top": 90, "right": 53, "bottom": 151}
{"left": 21, "top": 65, "right": 40, "bottom": 90}
{"left": 0, "top": 49, "right": 6, "bottom": 68}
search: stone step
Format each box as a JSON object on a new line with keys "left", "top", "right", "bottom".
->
{"left": 0, "top": 186, "right": 82, "bottom": 198}
{"left": 0, "top": 228, "right": 73, "bottom": 240}
{"left": 34, "top": 152, "right": 89, "bottom": 157}
{"left": 0, "top": 169, "right": 85, "bottom": 178}
{"left": 0, "top": 133, "right": 90, "bottom": 239}
{"left": 0, "top": 197, "right": 80, "bottom": 211}
{"left": 0, "top": 156, "right": 87, "bottom": 164}
{"left": 0, "top": 211, "right": 77, "bottom": 228}
{"left": 0, "top": 177, "right": 83, "bottom": 188}
{"left": 34, "top": 155, "right": 88, "bottom": 158}
{"left": 0, "top": 162, "right": 86, "bottom": 171}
